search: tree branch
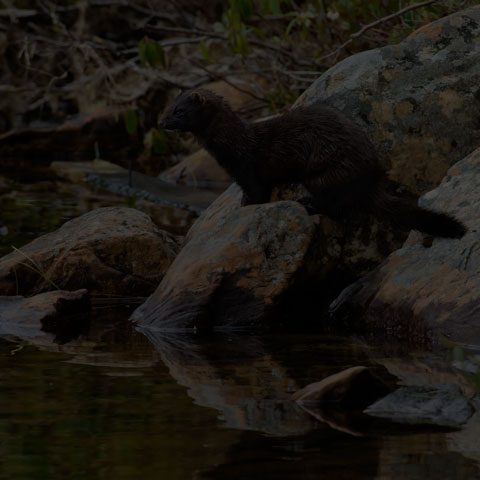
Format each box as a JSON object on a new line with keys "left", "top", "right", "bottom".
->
{"left": 318, "top": 0, "right": 437, "bottom": 62}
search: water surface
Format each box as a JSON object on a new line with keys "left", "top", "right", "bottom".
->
{"left": 0, "top": 309, "right": 479, "bottom": 480}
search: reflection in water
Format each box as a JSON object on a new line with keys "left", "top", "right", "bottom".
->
{"left": 0, "top": 311, "right": 479, "bottom": 480}
{"left": 141, "top": 329, "right": 316, "bottom": 436}
{"left": 0, "top": 173, "right": 195, "bottom": 256}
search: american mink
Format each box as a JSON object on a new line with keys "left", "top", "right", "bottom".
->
{"left": 158, "top": 89, "right": 466, "bottom": 238}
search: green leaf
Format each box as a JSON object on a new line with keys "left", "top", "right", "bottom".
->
{"left": 138, "top": 41, "right": 148, "bottom": 64}
{"left": 271, "top": 0, "right": 281, "bottom": 15}
{"left": 285, "top": 17, "right": 298, "bottom": 36}
{"left": 453, "top": 345, "right": 465, "bottom": 363}
{"left": 125, "top": 109, "right": 138, "bottom": 136}
{"left": 138, "top": 38, "right": 166, "bottom": 68}
{"left": 126, "top": 196, "right": 137, "bottom": 208}
{"left": 152, "top": 129, "right": 169, "bottom": 155}
{"left": 199, "top": 39, "right": 210, "bottom": 61}
{"left": 231, "top": 0, "right": 253, "bottom": 20}
{"left": 250, "top": 25, "right": 267, "bottom": 40}
{"left": 301, "top": 23, "right": 308, "bottom": 40}
{"left": 144, "top": 128, "right": 169, "bottom": 156}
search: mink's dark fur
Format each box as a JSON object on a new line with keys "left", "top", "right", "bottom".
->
{"left": 158, "top": 89, "right": 466, "bottom": 239}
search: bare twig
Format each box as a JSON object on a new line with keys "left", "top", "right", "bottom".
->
{"left": 144, "top": 24, "right": 297, "bottom": 61}
{"left": 51, "top": 0, "right": 177, "bottom": 23}
{"left": 317, "top": 0, "right": 437, "bottom": 62}
{"left": 351, "top": 0, "right": 437, "bottom": 40}
{"left": 160, "top": 36, "right": 208, "bottom": 47}
{"left": 0, "top": 8, "right": 38, "bottom": 19}
{"left": 190, "top": 61, "right": 267, "bottom": 102}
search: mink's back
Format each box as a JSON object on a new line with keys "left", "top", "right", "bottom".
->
{"left": 252, "top": 104, "right": 381, "bottom": 183}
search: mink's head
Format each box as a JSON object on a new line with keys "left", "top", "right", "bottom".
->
{"left": 158, "top": 89, "right": 226, "bottom": 134}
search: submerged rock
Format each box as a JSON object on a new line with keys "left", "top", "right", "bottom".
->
{"left": 298, "top": 6, "right": 480, "bottom": 196}
{"left": 0, "top": 289, "right": 89, "bottom": 338}
{"left": 293, "top": 366, "right": 392, "bottom": 407}
{"left": 0, "top": 207, "right": 180, "bottom": 296}
{"left": 365, "top": 383, "right": 474, "bottom": 427}
{"left": 51, "top": 159, "right": 219, "bottom": 214}
{"left": 330, "top": 148, "right": 480, "bottom": 345}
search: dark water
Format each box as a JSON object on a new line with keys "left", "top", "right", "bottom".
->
{"left": 1, "top": 171, "right": 480, "bottom": 479}
{"left": 0, "top": 171, "right": 195, "bottom": 257}
{"left": 0, "top": 308, "right": 479, "bottom": 480}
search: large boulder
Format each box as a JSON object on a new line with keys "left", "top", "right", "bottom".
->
{"left": 134, "top": 8, "right": 480, "bottom": 330}
{"left": 0, "top": 207, "right": 180, "bottom": 296}
{"left": 132, "top": 182, "right": 405, "bottom": 330}
{"left": 159, "top": 148, "right": 231, "bottom": 191}
{"left": 297, "top": 6, "right": 480, "bottom": 195}
{"left": 330, "top": 147, "right": 480, "bottom": 346}
{"left": 132, "top": 184, "right": 332, "bottom": 329}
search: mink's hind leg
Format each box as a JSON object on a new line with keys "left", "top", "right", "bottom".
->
{"left": 303, "top": 179, "right": 353, "bottom": 219}
{"left": 304, "top": 171, "right": 376, "bottom": 219}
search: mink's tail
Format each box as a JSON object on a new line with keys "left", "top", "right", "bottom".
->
{"left": 372, "top": 193, "right": 467, "bottom": 238}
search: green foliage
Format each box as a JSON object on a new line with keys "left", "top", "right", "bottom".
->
{"left": 10, "top": 344, "right": 24, "bottom": 356}
{"left": 11, "top": 245, "right": 60, "bottom": 291}
{"left": 266, "top": 87, "right": 297, "bottom": 110}
{"left": 212, "top": 0, "right": 475, "bottom": 64}
{"left": 124, "top": 109, "right": 138, "bottom": 136}
{"left": 218, "top": 2, "right": 251, "bottom": 56}
{"left": 453, "top": 345, "right": 465, "bottom": 363}
{"left": 285, "top": 4, "right": 317, "bottom": 39}
{"left": 138, "top": 38, "right": 166, "bottom": 68}
{"left": 260, "top": 0, "right": 291, "bottom": 15}
{"left": 144, "top": 128, "right": 169, "bottom": 157}
{"left": 447, "top": 343, "right": 480, "bottom": 395}
{"left": 125, "top": 196, "right": 137, "bottom": 208}
{"left": 199, "top": 39, "right": 210, "bottom": 61}
{"left": 230, "top": 0, "right": 254, "bottom": 20}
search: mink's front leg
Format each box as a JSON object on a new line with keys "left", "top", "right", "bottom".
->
{"left": 239, "top": 181, "right": 272, "bottom": 207}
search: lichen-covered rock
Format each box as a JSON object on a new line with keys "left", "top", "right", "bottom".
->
{"left": 132, "top": 181, "right": 409, "bottom": 330}
{"left": 298, "top": 6, "right": 480, "bottom": 196}
{"left": 135, "top": 9, "right": 480, "bottom": 330}
{"left": 0, "top": 207, "right": 180, "bottom": 296}
{"left": 330, "top": 147, "right": 480, "bottom": 346}
{"left": 132, "top": 184, "right": 339, "bottom": 329}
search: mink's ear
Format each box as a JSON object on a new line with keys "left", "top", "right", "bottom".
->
{"left": 188, "top": 91, "right": 208, "bottom": 104}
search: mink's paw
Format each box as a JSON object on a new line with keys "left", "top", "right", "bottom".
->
{"left": 240, "top": 194, "right": 251, "bottom": 207}
{"left": 297, "top": 197, "right": 318, "bottom": 215}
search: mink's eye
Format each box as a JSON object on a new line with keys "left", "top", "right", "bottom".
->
{"left": 174, "top": 107, "right": 185, "bottom": 117}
